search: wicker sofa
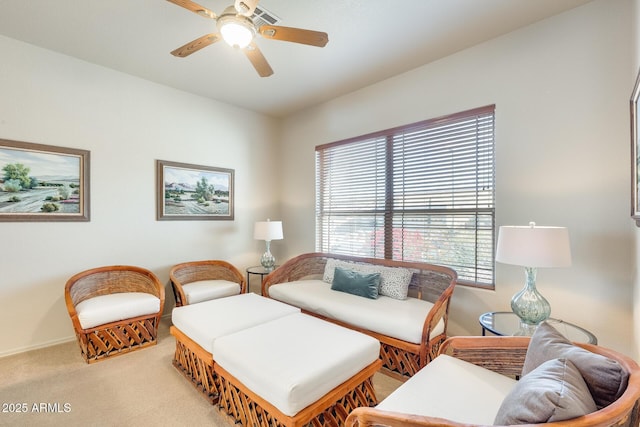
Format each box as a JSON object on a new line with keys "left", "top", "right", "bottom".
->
{"left": 346, "top": 333, "right": 640, "bottom": 427}
{"left": 262, "top": 252, "right": 457, "bottom": 378}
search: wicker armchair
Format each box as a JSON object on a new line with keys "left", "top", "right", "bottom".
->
{"left": 64, "top": 265, "right": 165, "bottom": 363}
{"left": 346, "top": 336, "right": 640, "bottom": 427}
{"left": 170, "top": 260, "right": 246, "bottom": 307}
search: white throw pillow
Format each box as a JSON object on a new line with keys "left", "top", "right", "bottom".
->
{"left": 378, "top": 266, "right": 413, "bottom": 300}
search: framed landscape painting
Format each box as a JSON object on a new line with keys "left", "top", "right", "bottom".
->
{"left": 632, "top": 69, "right": 640, "bottom": 226}
{"left": 0, "top": 139, "right": 90, "bottom": 222}
{"left": 156, "top": 160, "right": 234, "bottom": 221}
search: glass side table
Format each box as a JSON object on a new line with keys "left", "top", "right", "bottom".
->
{"left": 479, "top": 311, "right": 597, "bottom": 344}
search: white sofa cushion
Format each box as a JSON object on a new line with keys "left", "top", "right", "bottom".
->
{"left": 76, "top": 292, "right": 160, "bottom": 329}
{"left": 323, "top": 259, "right": 413, "bottom": 300}
{"left": 268, "top": 280, "right": 443, "bottom": 344}
{"left": 212, "top": 312, "right": 380, "bottom": 417}
{"left": 182, "top": 279, "right": 240, "bottom": 304}
{"left": 377, "top": 354, "right": 517, "bottom": 424}
{"left": 171, "top": 293, "right": 300, "bottom": 353}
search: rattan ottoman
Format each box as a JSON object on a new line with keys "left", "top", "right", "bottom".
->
{"left": 213, "top": 312, "right": 382, "bottom": 427}
{"left": 170, "top": 293, "right": 300, "bottom": 403}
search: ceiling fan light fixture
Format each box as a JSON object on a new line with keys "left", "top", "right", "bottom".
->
{"left": 220, "top": 22, "right": 253, "bottom": 48}
{"left": 217, "top": 9, "right": 255, "bottom": 49}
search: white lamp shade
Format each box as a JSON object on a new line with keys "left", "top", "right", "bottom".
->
{"left": 254, "top": 220, "right": 283, "bottom": 241}
{"left": 496, "top": 223, "right": 571, "bottom": 268}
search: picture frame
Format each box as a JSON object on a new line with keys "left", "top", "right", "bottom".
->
{"left": 631, "top": 69, "right": 640, "bottom": 226}
{"left": 0, "top": 139, "right": 90, "bottom": 222}
{"left": 156, "top": 160, "right": 234, "bottom": 221}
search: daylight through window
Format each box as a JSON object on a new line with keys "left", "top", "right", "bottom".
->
{"left": 315, "top": 105, "right": 495, "bottom": 287}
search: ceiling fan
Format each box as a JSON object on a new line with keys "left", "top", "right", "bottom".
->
{"left": 167, "top": 0, "right": 329, "bottom": 77}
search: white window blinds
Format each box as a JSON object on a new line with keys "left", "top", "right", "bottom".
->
{"left": 316, "top": 105, "right": 495, "bottom": 287}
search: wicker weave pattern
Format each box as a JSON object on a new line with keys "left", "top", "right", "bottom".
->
{"left": 170, "top": 326, "right": 218, "bottom": 403}
{"left": 216, "top": 361, "right": 380, "bottom": 427}
{"left": 442, "top": 341, "right": 527, "bottom": 379}
{"left": 263, "top": 253, "right": 457, "bottom": 378}
{"left": 68, "top": 269, "right": 162, "bottom": 306}
{"left": 80, "top": 316, "right": 159, "bottom": 362}
{"left": 170, "top": 260, "right": 246, "bottom": 307}
{"left": 378, "top": 334, "right": 445, "bottom": 378}
{"left": 64, "top": 265, "right": 165, "bottom": 364}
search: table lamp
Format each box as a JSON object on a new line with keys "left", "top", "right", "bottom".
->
{"left": 253, "top": 219, "right": 283, "bottom": 272}
{"left": 495, "top": 222, "right": 571, "bottom": 328}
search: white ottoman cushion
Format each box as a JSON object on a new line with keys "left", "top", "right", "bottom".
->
{"left": 376, "top": 354, "right": 517, "bottom": 424}
{"left": 183, "top": 279, "right": 241, "bottom": 304}
{"left": 171, "top": 293, "right": 300, "bottom": 353}
{"left": 269, "top": 280, "right": 443, "bottom": 344}
{"left": 213, "top": 312, "right": 380, "bottom": 417}
{"left": 76, "top": 292, "right": 161, "bottom": 329}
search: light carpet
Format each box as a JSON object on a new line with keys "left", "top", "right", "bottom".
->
{"left": 0, "top": 318, "right": 401, "bottom": 426}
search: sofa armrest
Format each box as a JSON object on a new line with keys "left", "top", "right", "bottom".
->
{"left": 262, "top": 253, "right": 330, "bottom": 296}
{"left": 346, "top": 407, "right": 475, "bottom": 427}
{"left": 419, "top": 284, "right": 455, "bottom": 364}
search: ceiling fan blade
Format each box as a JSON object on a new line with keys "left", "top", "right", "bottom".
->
{"left": 243, "top": 42, "right": 273, "bottom": 77}
{"left": 259, "top": 25, "right": 328, "bottom": 47}
{"left": 234, "top": 0, "right": 259, "bottom": 16}
{"left": 171, "top": 33, "right": 221, "bottom": 57}
{"left": 166, "top": 0, "right": 216, "bottom": 19}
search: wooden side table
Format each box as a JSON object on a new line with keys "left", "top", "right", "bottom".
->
{"left": 479, "top": 311, "right": 597, "bottom": 344}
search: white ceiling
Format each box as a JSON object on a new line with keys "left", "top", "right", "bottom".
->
{"left": 0, "top": 0, "right": 592, "bottom": 118}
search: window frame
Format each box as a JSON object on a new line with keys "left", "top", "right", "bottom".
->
{"left": 315, "top": 105, "right": 496, "bottom": 289}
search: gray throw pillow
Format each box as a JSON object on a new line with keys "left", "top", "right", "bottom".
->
{"left": 522, "top": 322, "right": 629, "bottom": 409}
{"left": 494, "top": 358, "right": 597, "bottom": 424}
{"left": 330, "top": 267, "right": 380, "bottom": 299}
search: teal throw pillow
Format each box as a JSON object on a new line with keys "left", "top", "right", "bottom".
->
{"left": 331, "top": 267, "right": 380, "bottom": 299}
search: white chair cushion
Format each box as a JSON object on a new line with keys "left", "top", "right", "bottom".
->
{"left": 377, "top": 354, "right": 517, "bottom": 424}
{"left": 213, "top": 312, "right": 380, "bottom": 417}
{"left": 171, "top": 293, "right": 300, "bottom": 353}
{"left": 76, "top": 292, "right": 161, "bottom": 329}
{"left": 268, "top": 280, "right": 443, "bottom": 344}
{"left": 183, "top": 279, "right": 240, "bottom": 304}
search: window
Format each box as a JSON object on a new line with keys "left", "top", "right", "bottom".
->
{"left": 315, "top": 105, "right": 495, "bottom": 287}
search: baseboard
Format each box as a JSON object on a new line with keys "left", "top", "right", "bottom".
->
{"left": 1, "top": 314, "right": 173, "bottom": 359}
{"left": 0, "top": 335, "right": 76, "bottom": 359}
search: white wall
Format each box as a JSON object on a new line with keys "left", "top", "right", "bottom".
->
{"left": 281, "top": 0, "right": 637, "bottom": 356}
{"left": 0, "top": 35, "right": 281, "bottom": 356}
